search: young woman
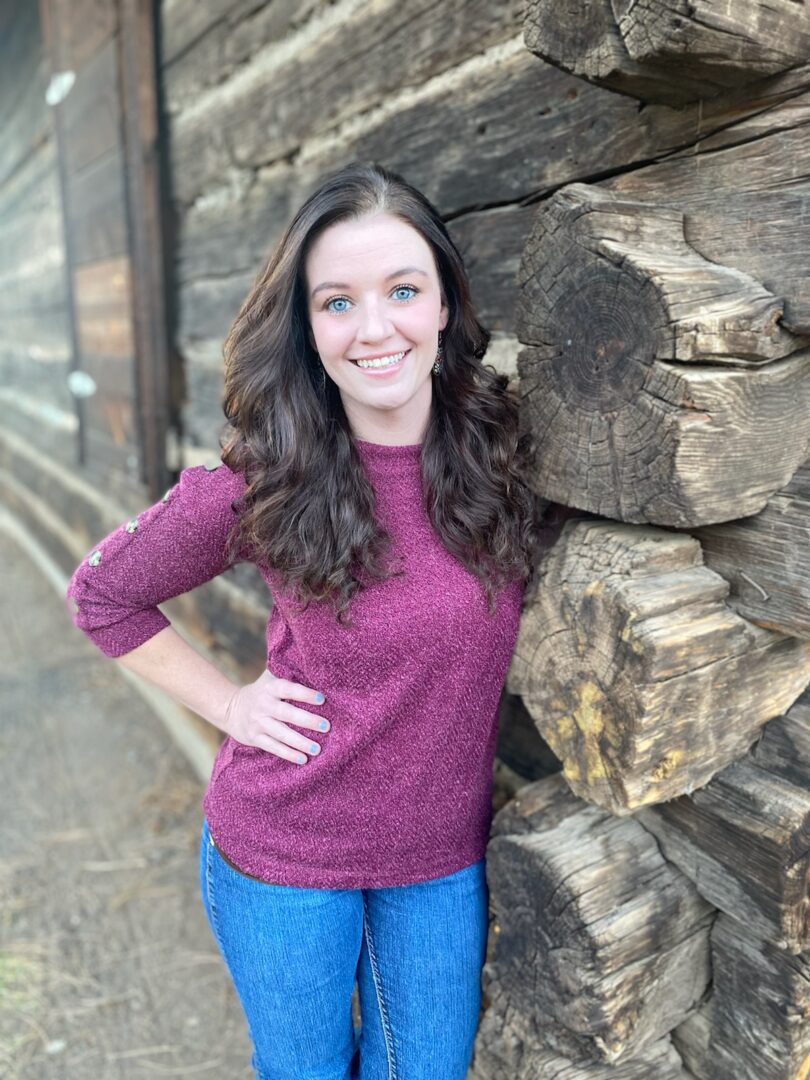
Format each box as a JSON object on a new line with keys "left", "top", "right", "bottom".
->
{"left": 66, "top": 161, "right": 540, "bottom": 1079}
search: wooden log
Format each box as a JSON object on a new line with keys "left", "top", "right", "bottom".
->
{"left": 604, "top": 82, "right": 810, "bottom": 335}
{"left": 506, "top": 518, "right": 810, "bottom": 814}
{"left": 637, "top": 704, "right": 810, "bottom": 952}
{"left": 690, "top": 460, "right": 810, "bottom": 640}
{"left": 479, "top": 772, "right": 714, "bottom": 1065}
{"left": 708, "top": 913, "right": 810, "bottom": 1079}
{"left": 524, "top": 0, "right": 810, "bottom": 106}
{"left": 166, "top": 39, "right": 810, "bottom": 215}
{"left": 166, "top": 0, "right": 525, "bottom": 197}
{"left": 471, "top": 1015, "right": 693, "bottom": 1079}
{"left": 516, "top": 182, "right": 810, "bottom": 527}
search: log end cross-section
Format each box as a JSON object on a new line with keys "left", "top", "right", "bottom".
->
{"left": 507, "top": 519, "right": 810, "bottom": 814}
{"left": 477, "top": 772, "right": 714, "bottom": 1065}
{"left": 516, "top": 182, "right": 810, "bottom": 526}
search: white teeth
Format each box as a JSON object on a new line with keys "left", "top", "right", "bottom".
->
{"left": 356, "top": 350, "right": 407, "bottom": 369}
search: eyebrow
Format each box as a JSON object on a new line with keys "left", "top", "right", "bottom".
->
{"left": 310, "top": 266, "right": 428, "bottom": 300}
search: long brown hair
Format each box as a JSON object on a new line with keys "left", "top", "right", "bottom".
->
{"left": 220, "top": 160, "right": 540, "bottom": 624}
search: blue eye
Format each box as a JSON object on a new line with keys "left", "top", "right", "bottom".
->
{"left": 324, "top": 283, "right": 420, "bottom": 314}
{"left": 392, "top": 285, "right": 417, "bottom": 301}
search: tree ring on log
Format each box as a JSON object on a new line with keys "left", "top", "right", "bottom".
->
{"left": 515, "top": 183, "right": 810, "bottom": 526}
{"left": 546, "top": 262, "right": 660, "bottom": 414}
{"left": 480, "top": 772, "right": 713, "bottom": 1064}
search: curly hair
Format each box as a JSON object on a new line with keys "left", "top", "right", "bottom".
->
{"left": 219, "top": 160, "right": 541, "bottom": 624}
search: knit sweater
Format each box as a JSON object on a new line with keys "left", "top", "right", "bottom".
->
{"left": 65, "top": 438, "right": 526, "bottom": 888}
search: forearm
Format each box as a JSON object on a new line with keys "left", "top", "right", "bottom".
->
{"left": 113, "top": 624, "right": 239, "bottom": 734}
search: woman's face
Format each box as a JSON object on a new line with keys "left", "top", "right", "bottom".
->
{"left": 305, "top": 212, "right": 449, "bottom": 443}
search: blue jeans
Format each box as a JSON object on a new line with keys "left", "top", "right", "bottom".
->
{"left": 198, "top": 815, "right": 488, "bottom": 1079}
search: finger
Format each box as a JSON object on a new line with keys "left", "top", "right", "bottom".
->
{"left": 273, "top": 700, "right": 330, "bottom": 731}
{"left": 253, "top": 732, "right": 312, "bottom": 765}
{"left": 271, "top": 677, "right": 325, "bottom": 705}
{"left": 264, "top": 721, "right": 322, "bottom": 759}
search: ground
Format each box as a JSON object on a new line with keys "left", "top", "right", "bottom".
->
{"left": 0, "top": 531, "right": 255, "bottom": 1078}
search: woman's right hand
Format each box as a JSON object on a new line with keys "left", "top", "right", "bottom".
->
{"left": 223, "top": 669, "right": 329, "bottom": 765}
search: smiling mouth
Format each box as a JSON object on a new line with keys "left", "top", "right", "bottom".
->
{"left": 349, "top": 349, "right": 410, "bottom": 370}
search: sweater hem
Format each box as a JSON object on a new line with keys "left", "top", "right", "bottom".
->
{"left": 202, "top": 810, "right": 487, "bottom": 890}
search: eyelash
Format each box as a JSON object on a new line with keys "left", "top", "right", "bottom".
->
{"left": 322, "top": 283, "right": 421, "bottom": 314}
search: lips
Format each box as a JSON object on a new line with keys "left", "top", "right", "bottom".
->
{"left": 349, "top": 349, "right": 410, "bottom": 366}
{"left": 349, "top": 348, "right": 410, "bottom": 373}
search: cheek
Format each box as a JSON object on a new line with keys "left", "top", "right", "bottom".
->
{"left": 311, "top": 321, "right": 355, "bottom": 369}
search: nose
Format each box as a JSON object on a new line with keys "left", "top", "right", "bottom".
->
{"left": 356, "top": 297, "right": 394, "bottom": 342}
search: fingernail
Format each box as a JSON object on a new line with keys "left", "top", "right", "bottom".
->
{"left": 318, "top": 720, "right": 328, "bottom": 731}
{"left": 309, "top": 743, "right": 319, "bottom": 754}
{"left": 297, "top": 754, "right": 306, "bottom": 764}
{"left": 315, "top": 692, "right": 325, "bottom": 703}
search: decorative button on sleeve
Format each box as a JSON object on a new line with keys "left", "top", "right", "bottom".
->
{"left": 65, "top": 463, "right": 250, "bottom": 658}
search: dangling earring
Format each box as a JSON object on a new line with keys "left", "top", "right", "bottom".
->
{"left": 432, "top": 330, "right": 444, "bottom": 375}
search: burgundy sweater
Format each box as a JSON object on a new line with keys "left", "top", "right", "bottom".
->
{"left": 65, "top": 438, "right": 526, "bottom": 888}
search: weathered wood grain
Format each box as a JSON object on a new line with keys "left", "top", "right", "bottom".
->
{"left": 160, "top": 0, "right": 266, "bottom": 67}
{"left": 167, "top": 47, "right": 810, "bottom": 214}
{"left": 518, "top": 183, "right": 799, "bottom": 365}
{"left": 471, "top": 1018, "right": 693, "bottom": 1079}
{"left": 48, "top": 0, "right": 116, "bottom": 71}
{"left": 708, "top": 913, "right": 810, "bottom": 1079}
{"left": 525, "top": 0, "right": 810, "bottom": 106}
{"left": 604, "top": 82, "right": 810, "bottom": 334}
{"left": 73, "top": 257, "right": 134, "bottom": 359}
{"left": 478, "top": 772, "right": 713, "bottom": 1065}
{"left": 515, "top": 181, "right": 810, "bottom": 526}
{"left": 68, "top": 151, "right": 129, "bottom": 265}
{"left": 637, "top": 704, "right": 810, "bottom": 952}
{"left": 670, "top": 1000, "right": 713, "bottom": 1080}
{"left": 691, "top": 460, "right": 810, "bottom": 639}
{"left": 167, "top": 0, "right": 523, "bottom": 200}
{"left": 60, "top": 35, "right": 119, "bottom": 176}
{"left": 506, "top": 519, "right": 810, "bottom": 813}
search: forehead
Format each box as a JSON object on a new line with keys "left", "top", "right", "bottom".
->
{"left": 305, "top": 214, "right": 434, "bottom": 279}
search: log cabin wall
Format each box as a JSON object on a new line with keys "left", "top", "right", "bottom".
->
{"left": 476, "top": 3, "right": 810, "bottom": 1078}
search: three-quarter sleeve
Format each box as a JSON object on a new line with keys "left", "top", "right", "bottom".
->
{"left": 65, "top": 462, "right": 251, "bottom": 658}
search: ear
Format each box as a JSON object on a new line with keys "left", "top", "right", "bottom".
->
{"left": 439, "top": 301, "right": 449, "bottom": 333}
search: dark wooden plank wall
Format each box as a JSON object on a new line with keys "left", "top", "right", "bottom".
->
{"left": 41, "top": 0, "right": 140, "bottom": 487}
{"left": 37, "top": 0, "right": 173, "bottom": 500}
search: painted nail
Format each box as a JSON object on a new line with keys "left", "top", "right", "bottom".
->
{"left": 309, "top": 743, "right": 319, "bottom": 754}
{"left": 297, "top": 754, "right": 306, "bottom": 764}
{"left": 315, "top": 692, "right": 325, "bottom": 703}
{"left": 318, "top": 720, "right": 328, "bottom": 731}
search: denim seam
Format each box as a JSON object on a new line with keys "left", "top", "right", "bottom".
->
{"left": 204, "top": 831, "right": 228, "bottom": 957}
{"left": 362, "top": 894, "right": 398, "bottom": 1079}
